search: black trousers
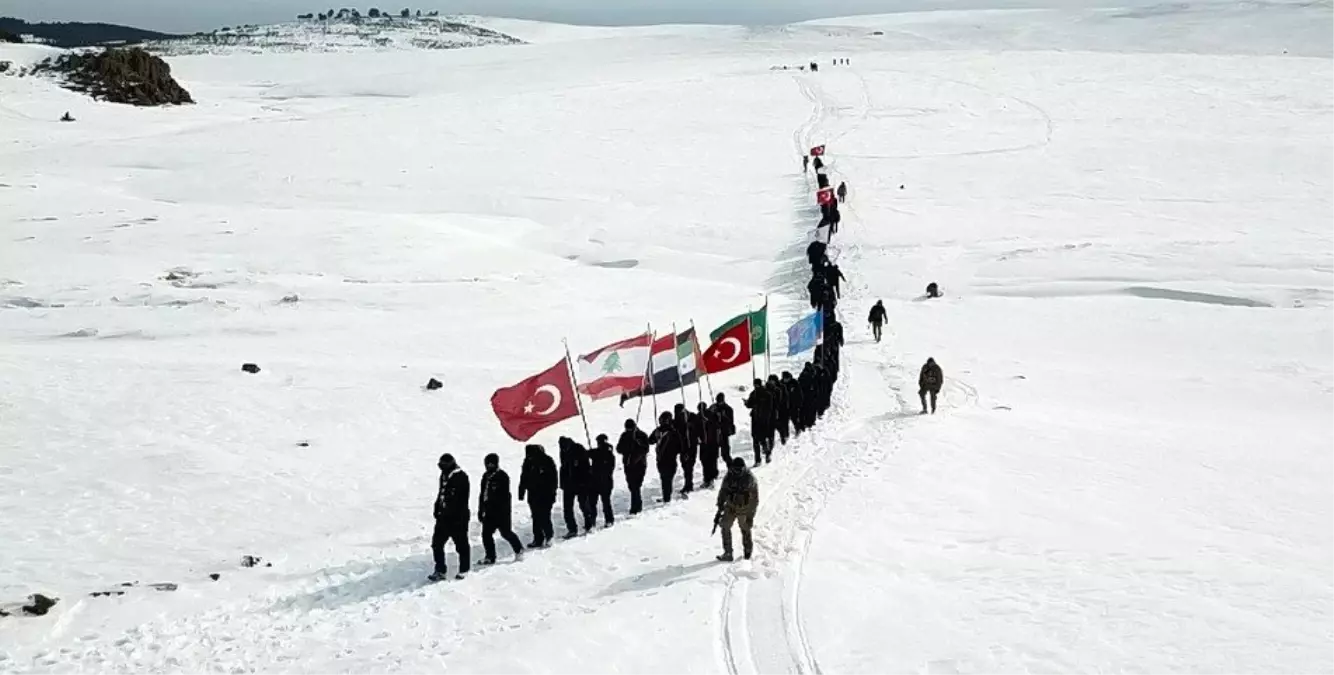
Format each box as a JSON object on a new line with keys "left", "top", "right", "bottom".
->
{"left": 625, "top": 469, "right": 645, "bottom": 513}
{"left": 776, "top": 415, "right": 790, "bottom": 444}
{"left": 528, "top": 500, "right": 554, "bottom": 546}
{"left": 587, "top": 487, "right": 613, "bottom": 526}
{"left": 658, "top": 464, "right": 677, "bottom": 502}
{"left": 720, "top": 437, "right": 732, "bottom": 465}
{"left": 562, "top": 491, "right": 580, "bottom": 534}
{"left": 431, "top": 518, "right": 470, "bottom": 575}
{"left": 920, "top": 388, "right": 939, "bottom": 413}
{"left": 700, "top": 442, "right": 720, "bottom": 485}
{"left": 872, "top": 323, "right": 883, "bottom": 342}
{"left": 680, "top": 449, "right": 697, "bottom": 492}
{"left": 481, "top": 520, "right": 522, "bottom": 561}
{"left": 751, "top": 426, "right": 773, "bottom": 463}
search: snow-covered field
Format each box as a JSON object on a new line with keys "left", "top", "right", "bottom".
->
{"left": 1, "top": 0, "right": 1331, "bottom": 672}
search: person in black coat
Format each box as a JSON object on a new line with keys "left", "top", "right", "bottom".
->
{"left": 807, "top": 275, "right": 826, "bottom": 309}
{"left": 798, "top": 363, "right": 819, "bottom": 428}
{"left": 823, "top": 263, "right": 846, "bottom": 298}
{"left": 589, "top": 434, "right": 616, "bottom": 527}
{"left": 429, "top": 453, "right": 470, "bottom": 581}
{"left": 836, "top": 181, "right": 847, "bottom": 203}
{"left": 517, "top": 443, "right": 557, "bottom": 548}
{"left": 768, "top": 374, "right": 790, "bottom": 446}
{"left": 744, "top": 379, "right": 774, "bottom": 466}
{"left": 558, "top": 437, "right": 594, "bottom": 537}
{"left": 710, "top": 393, "right": 736, "bottom": 466}
{"left": 616, "top": 419, "right": 649, "bottom": 514}
{"left": 648, "top": 412, "right": 682, "bottom": 503}
{"left": 696, "top": 401, "right": 722, "bottom": 488}
{"left": 806, "top": 240, "right": 827, "bottom": 268}
{"left": 868, "top": 300, "right": 887, "bottom": 343}
{"left": 477, "top": 453, "right": 523, "bottom": 565}
{"left": 781, "top": 371, "right": 804, "bottom": 435}
{"left": 674, "top": 403, "right": 699, "bottom": 495}
{"left": 919, "top": 357, "right": 944, "bottom": 414}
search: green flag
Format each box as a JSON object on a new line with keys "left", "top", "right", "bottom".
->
{"left": 710, "top": 305, "right": 767, "bottom": 355}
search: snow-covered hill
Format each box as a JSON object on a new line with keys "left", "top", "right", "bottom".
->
{"left": 0, "top": 1, "right": 1330, "bottom": 672}
{"left": 146, "top": 15, "right": 522, "bottom": 55}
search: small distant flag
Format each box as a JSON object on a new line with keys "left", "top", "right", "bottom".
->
{"left": 809, "top": 145, "right": 826, "bottom": 157}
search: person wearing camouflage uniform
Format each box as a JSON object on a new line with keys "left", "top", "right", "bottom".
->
{"left": 715, "top": 458, "right": 759, "bottom": 562}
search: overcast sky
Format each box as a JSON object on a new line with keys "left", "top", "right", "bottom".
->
{"left": 0, "top": 0, "right": 1030, "bottom": 33}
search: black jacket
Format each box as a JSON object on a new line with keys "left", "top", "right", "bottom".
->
{"left": 590, "top": 440, "right": 616, "bottom": 492}
{"left": 826, "top": 320, "right": 844, "bottom": 349}
{"left": 478, "top": 468, "right": 514, "bottom": 526}
{"left": 920, "top": 361, "right": 944, "bottom": 391}
{"left": 649, "top": 423, "right": 684, "bottom": 469}
{"left": 868, "top": 303, "right": 886, "bottom": 325}
{"left": 783, "top": 376, "right": 803, "bottom": 415}
{"left": 617, "top": 428, "right": 650, "bottom": 475}
{"left": 767, "top": 381, "right": 787, "bottom": 419}
{"left": 744, "top": 386, "right": 773, "bottom": 423}
{"left": 518, "top": 448, "right": 558, "bottom": 505}
{"left": 435, "top": 468, "right": 470, "bottom": 523}
{"left": 559, "top": 441, "right": 592, "bottom": 494}
{"left": 710, "top": 401, "right": 736, "bottom": 437}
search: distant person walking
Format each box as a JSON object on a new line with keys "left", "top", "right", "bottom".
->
{"left": 477, "top": 453, "right": 523, "bottom": 565}
{"left": 919, "top": 357, "right": 943, "bottom": 414}
{"left": 837, "top": 181, "right": 847, "bottom": 203}
{"left": 429, "top": 453, "right": 470, "bottom": 581}
{"left": 517, "top": 444, "right": 558, "bottom": 548}
{"left": 868, "top": 300, "right": 887, "bottom": 343}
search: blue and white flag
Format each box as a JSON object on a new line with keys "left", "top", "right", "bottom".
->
{"left": 785, "top": 311, "right": 823, "bottom": 356}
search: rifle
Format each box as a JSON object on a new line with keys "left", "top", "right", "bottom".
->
{"left": 711, "top": 509, "right": 722, "bottom": 535}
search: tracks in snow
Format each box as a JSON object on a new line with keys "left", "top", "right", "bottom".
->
{"left": 717, "top": 71, "right": 905, "bottom": 675}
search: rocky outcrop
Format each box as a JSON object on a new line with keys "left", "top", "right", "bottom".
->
{"left": 35, "top": 47, "right": 193, "bottom": 106}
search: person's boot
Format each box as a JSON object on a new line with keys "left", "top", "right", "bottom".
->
{"left": 427, "top": 568, "right": 448, "bottom": 582}
{"left": 480, "top": 557, "right": 497, "bottom": 566}
{"left": 717, "top": 552, "right": 734, "bottom": 562}
{"left": 563, "top": 530, "right": 578, "bottom": 540}
{"left": 744, "top": 548, "right": 753, "bottom": 561}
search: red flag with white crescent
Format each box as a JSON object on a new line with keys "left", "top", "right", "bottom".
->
{"left": 699, "top": 318, "right": 754, "bottom": 374}
{"left": 817, "top": 187, "right": 834, "bottom": 206}
{"left": 490, "top": 359, "right": 580, "bottom": 441}
{"left": 809, "top": 145, "right": 826, "bottom": 157}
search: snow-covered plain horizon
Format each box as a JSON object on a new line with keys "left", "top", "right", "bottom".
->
{"left": 1, "top": 0, "right": 1331, "bottom": 671}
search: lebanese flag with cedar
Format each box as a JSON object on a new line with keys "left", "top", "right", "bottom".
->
{"left": 490, "top": 358, "right": 580, "bottom": 441}
{"left": 700, "top": 318, "right": 753, "bottom": 374}
{"left": 809, "top": 145, "right": 826, "bottom": 157}
{"left": 817, "top": 187, "right": 835, "bottom": 206}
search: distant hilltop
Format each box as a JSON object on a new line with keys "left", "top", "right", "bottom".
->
{"left": 0, "top": 12, "right": 524, "bottom": 54}
{"left": 0, "top": 17, "right": 181, "bottom": 48}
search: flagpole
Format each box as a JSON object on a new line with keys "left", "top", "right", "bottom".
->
{"left": 764, "top": 294, "right": 771, "bottom": 380}
{"left": 671, "top": 322, "right": 689, "bottom": 411}
{"left": 561, "top": 338, "right": 594, "bottom": 449}
{"left": 646, "top": 323, "right": 659, "bottom": 422}
{"left": 692, "top": 319, "right": 714, "bottom": 401}
{"left": 747, "top": 305, "right": 757, "bottom": 381}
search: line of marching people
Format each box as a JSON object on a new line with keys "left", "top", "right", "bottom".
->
{"left": 425, "top": 150, "right": 860, "bottom": 581}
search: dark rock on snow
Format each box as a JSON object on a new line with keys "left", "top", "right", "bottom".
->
{"left": 22, "top": 594, "right": 58, "bottom": 616}
{"left": 240, "top": 555, "right": 262, "bottom": 568}
{"left": 241, "top": 363, "right": 260, "bottom": 374}
{"left": 34, "top": 47, "right": 193, "bottom": 106}
{"left": 425, "top": 378, "right": 443, "bottom": 391}
{"left": 209, "top": 573, "right": 221, "bottom": 581}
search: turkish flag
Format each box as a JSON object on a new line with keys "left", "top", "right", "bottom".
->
{"left": 700, "top": 319, "right": 753, "bottom": 374}
{"left": 490, "top": 359, "right": 580, "bottom": 442}
{"left": 809, "top": 145, "right": 826, "bottom": 157}
{"left": 817, "top": 187, "right": 834, "bottom": 206}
